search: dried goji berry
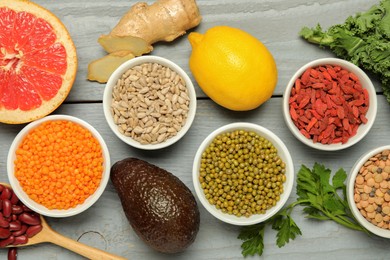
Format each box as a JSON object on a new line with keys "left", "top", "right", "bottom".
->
{"left": 298, "top": 95, "right": 311, "bottom": 109}
{"left": 349, "top": 72, "right": 359, "bottom": 82}
{"left": 300, "top": 129, "right": 310, "bottom": 139}
{"left": 289, "top": 64, "right": 370, "bottom": 145}
{"left": 312, "top": 83, "right": 325, "bottom": 89}
{"left": 336, "top": 106, "right": 345, "bottom": 119}
{"left": 306, "top": 117, "right": 318, "bottom": 132}
{"left": 310, "top": 69, "right": 319, "bottom": 78}
{"left": 322, "top": 70, "right": 332, "bottom": 81}
{"left": 301, "top": 68, "right": 311, "bottom": 85}
{"left": 327, "top": 67, "right": 337, "bottom": 79}
{"left": 352, "top": 106, "right": 359, "bottom": 118}
{"left": 295, "top": 79, "right": 301, "bottom": 93}
{"left": 290, "top": 107, "right": 298, "bottom": 121}
{"left": 360, "top": 114, "right": 368, "bottom": 124}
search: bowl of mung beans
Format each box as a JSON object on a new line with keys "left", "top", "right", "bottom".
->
{"left": 347, "top": 145, "right": 390, "bottom": 238}
{"left": 192, "top": 122, "right": 294, "bottom": 226}
{"left": 103, "top": 55, "right": 197, "bottom": 150}
{"left": 7, "top": 115, "right": 111, "bottom": 218}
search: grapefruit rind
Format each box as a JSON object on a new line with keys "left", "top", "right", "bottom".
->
{"left": 0, "top": 0, "right": 77, "bottom": 124}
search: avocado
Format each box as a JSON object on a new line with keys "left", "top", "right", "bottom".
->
{"left": 110, "top": 157, "right": 200, "bottom": 253}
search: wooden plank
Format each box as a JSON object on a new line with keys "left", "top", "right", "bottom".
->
{"left": 30, "top": 0, "right": 380, "bottom": 102}
{"left": 0, "top": 96, "right": 389, "bottom": 259}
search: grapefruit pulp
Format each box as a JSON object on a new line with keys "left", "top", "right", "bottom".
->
{"left": 0, "top": 0, "right": 77, "bottom": 124}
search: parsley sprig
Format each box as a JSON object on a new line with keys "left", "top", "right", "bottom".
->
{"left": 239, "top": 163, "right": 368, "bottom": 257}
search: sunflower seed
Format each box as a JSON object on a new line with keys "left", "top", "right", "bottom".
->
{"left": 111, "top": 62, "right": 190, "bottom": 145}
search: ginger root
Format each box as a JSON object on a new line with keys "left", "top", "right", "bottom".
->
{"left": 88, "top": 0, "right": 201, "bottom": 83}
{"left": 98, "top": 35, "right": 152, "bottom": 56}
{"left": 87, "top": 51, "right": 135, "bottom": 83}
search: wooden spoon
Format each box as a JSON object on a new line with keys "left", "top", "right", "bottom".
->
{"left": 1, "top": 183, "right": 126, "bottom": 260}
{"left": 9, "top": 215, "right": 127, "bottom": 260}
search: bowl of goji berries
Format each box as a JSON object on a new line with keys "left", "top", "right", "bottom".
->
{"left": 7, "top": 115, "right": 111, "bottom": 217}
{"left": 283, "top": 58, "right": 377, "bottom": 151}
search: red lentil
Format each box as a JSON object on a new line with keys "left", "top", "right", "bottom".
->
{"left": 289, "top": 65, "right": 369, "bottom": 144}
{"left": 14, "top": 120, "right": 104, "bottom": 210}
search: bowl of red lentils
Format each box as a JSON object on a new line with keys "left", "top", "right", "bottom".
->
{"left": 7, "top": 115, "right": 110, "bottom": 218}
{"left": 103, "top": 55, "right": 197, "bottom": 150}
{"left": 283, "top": 58, "right": 377, "bottom": 151}
{"left": 192, "top": 122, "right": 294, "bottom": 226}
{"left": 347, "top": 145, "right": 390, "bottom": 238}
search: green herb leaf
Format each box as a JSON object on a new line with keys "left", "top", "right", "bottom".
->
{"left": 273, "top": 214, "right": 302, "bottom": 248}
{"left": 322, "top": 196, "right": 346, "bottom": 216}
{"left": 306, "top": 213, "right": 331, "bottom": 221}
{"left": 238, "top": 223, "right": 265, "bottom": 257}
{"left": 296, "top": 164, "right": 319, "bottom": 198}
{"left": 314, "top": 163, "right": 335, "bottom": 195}
{"left": 296, "top": 164, "right": 367, "bottom": 232}
{"left": 332, "top": 168, "right": 347, "bottom": 190}
{"left": 302, "top": 206, "right": 322, "bottom": 216}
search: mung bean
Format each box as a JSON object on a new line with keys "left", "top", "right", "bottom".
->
{"left": 199, "top": 130, "right": 286, "bottom": 218}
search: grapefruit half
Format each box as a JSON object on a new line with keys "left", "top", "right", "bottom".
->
{"left": 0, "top": 0, "right": 77, "bottom": 124}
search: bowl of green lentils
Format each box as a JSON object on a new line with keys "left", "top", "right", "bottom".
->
{"left": 192, "top": 122, "right": 294, "bottom": 226}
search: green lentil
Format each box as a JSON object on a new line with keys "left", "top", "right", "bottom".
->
{"left": 199, "top": 130, "right": 286, "bottom": 217}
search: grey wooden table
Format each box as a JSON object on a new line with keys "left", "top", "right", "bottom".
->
{"left": 1, "top": 0, "right": 390, "bottom": 259}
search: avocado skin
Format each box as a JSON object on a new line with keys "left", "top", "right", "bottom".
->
{"left": 110, "top": 157, "right": 200, "bottom": 253}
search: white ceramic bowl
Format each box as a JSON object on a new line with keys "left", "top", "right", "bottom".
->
{"left": 192, "top": 122, "right": 294, "bottom": 226}
{"left": 103, "top": 55, "right": 197, "bottom": 150}
{"left": 347, "top": 145, "right": 390, "bottom": 238}
{"left": 283, "top": 58, "right": 377, "bottom": 151}
{"left": 7, "top": 115, "right": 110, "bottom": 218}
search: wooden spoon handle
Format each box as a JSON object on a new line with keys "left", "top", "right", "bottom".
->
{"left": 47, "top": 228, "right": 127, "bottom": 260}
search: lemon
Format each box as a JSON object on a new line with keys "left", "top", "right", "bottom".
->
{"left": 188, "top": 26, "right": 277, "bottom": 111}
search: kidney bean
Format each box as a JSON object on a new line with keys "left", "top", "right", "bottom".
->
{"left": 12, "top": 234, "right": 28, "bottom": 245}
{"left": 0, "top": 185, "right": 4, "bottom": 193}
{"left": 11, "top": 205, "right": 23, "bottom": 215}
{"left": 12, "top": 224, "right": 27, "bottom": 237}
{"left": 7, "top": 248, "right": 17, "bottom": 260}
{"left": 26, "top": 224, "right": 42, "bottom": 238}
{"left": 0, "top": 218, "right": 9, "bottom": 228}
{"left": 21, "top": 205, "right": 32, "bottom": 213}
{"left": 2, "top": 200, "right": 12, "bottom": 218}
{"left": 10, "top": 193, "right": 19, "bottom": 205}
{"left": 0, "top": 188, "right": 11, "bottom": 200}
{"left": 0, "top": 227, "right": 11, "bottom": 239}
{"left": 18, "top": 212, "right": 41, "bottom": 226}
{"left": 9, "top": 221, "right": 21, "bottom": 232}
{"left": 0, "top": 187, "right": 43, "bottom": 248}
{"left": 0, "top": 235, "right": 14, "bottom": 247}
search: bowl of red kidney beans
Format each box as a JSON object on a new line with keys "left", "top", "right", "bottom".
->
{"left": 282, "top": 58, "right": 377, "bottom": 151}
